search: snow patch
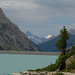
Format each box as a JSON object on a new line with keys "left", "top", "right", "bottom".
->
{"left": 45, "top": 35, "right": 52, "bottom": 39}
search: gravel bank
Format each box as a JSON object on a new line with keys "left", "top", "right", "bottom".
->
{"left": 0, "top": 51, "right": 61, "bottom": 55}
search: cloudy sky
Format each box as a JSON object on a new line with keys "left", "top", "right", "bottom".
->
{"left": 0, "top": 0, "right": 75, "bottom": 36}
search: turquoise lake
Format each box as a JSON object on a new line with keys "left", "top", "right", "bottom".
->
{"left": 0, "top": 54, "right": 58, "bottom": 75}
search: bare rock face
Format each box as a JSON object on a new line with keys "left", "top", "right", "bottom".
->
{"left": 0, "top": 8, "right": 40, "bottom": 51}
{"left": 65, "top": 55, "right": 75, "bottom": 67}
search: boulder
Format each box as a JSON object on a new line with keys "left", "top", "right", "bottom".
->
{"left": 65, "top": 55, "right": 75, "bottom": 67}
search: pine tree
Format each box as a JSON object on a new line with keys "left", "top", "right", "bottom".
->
{"left": 56, "top": 26, "right": 69, "bottom": 55}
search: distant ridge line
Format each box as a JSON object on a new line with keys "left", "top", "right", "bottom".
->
{"left": 0, "top": 51, "right": 61, "bottom": 55}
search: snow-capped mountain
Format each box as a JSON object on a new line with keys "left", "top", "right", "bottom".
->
{"left": 25, "top": 31, "right": 53, "bottom": 44}
{"left": 45, "top": 35, "right": 53, "bottom": 39}
{"left": 25, "top": 31, "right": 46, "bottom": 44}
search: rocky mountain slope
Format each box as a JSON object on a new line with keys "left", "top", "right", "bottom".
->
{"left": 25, "top": 31, "right": 53, "bottom": 44}
{"left": 0, "top": 8, "right": 40, "bottom": 51}
{"left": 38, "top": 29, "right": 75, "bottom": 52}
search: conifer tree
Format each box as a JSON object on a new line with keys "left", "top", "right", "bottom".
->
{"left": 56, "top": 26, "right": 69, "bottom": 55}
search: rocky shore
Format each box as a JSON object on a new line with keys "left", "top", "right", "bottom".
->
{"left": 12, "top": 71, "right": 48, "bottom": 75}
{"left": 12, "top": 71, "right": 75, "bottom": 75}
{"left": 0, "top": 51, "right": 61, "bottom": 55}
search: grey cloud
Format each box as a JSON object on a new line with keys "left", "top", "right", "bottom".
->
{"left": 1, "top": 0, "right": 75, "bottom": 21}
{"left": 34, "top": 0, "right": 75, "bottom": 17}
{"left": 0, "top": 0, "right": 75, "bottom": 36}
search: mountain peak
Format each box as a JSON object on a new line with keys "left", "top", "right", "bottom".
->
{"left": 26, "top": 31, "right": 31, "bottom": 34}
{"left": 0, "top": 8, "right": 40, "bottom": 51}
{"left": 0, "top": 7, "right": 3, "bottom": 13}
{"left": 26, "top": 31, "right": 33, "bottom": 36}
{"left": 0, "top": 7, "right": 10, "bottom": 24}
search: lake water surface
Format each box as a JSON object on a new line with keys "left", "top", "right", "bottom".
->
{"left": 0, "top": 54, "right": 58, "bottom": 75}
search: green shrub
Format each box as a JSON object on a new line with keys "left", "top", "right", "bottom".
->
{"left": 35, "top": 68, "right": 41, "bottom": 71}
{"left": 27, "top": 69, "right": 34, "bottom": 71}
{"left": 35, "top": 64, "right": 58, "bottom": 72}
{"left": 43, "top": 64, "right": 58, "bottom": 71}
